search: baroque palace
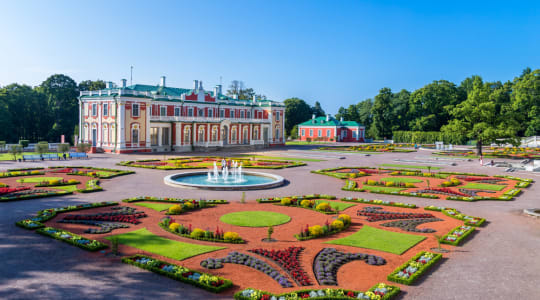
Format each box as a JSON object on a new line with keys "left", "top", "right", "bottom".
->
{"left": 78, "top": 76, "right": 285, "bottom": 153}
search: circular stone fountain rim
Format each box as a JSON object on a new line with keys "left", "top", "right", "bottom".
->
{"left": 164, "top": 171, "right": 285, "bottom": 190}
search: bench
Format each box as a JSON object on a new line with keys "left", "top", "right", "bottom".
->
{"left": 23, "top": 155, "right": 41, "bottom": 161}
{"left": 69, "top": 152, "right": 88, "bottom": 159}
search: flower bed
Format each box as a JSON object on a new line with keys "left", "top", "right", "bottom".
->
{"left": 424, "top": 206, "right": 485, "bottom": 226}
{"left": 276, "top": 198, "right": 340, "bottom": 215}
{"left": 200, "top": 251, "right": 294, "bottom": 287}
{"left": 387, "top": 251, "right": 442, "bottom": 285}
{"left": 60, "top": 207, "right": 146, "bottom": 225}
{"left": 313, "top": 248, "right": 386, "bottom": 286}
{"left": 380, "top": 218, "right": 442, "bottom": 233}
{"left": 159, "top": 217, "right": 245, "bottom": 244}
{"left": 78, "top": 179, "right": 103, "bottom": 193}
{"left": 122, "top": 196, "right": 228, "bottom": 205}
{"left": 249, "top": 247, "right": 312, "bottom": 286}
{"left": 357, "top": 207, "right": 435, "bottom": 222}
{"left": 0, "top": 186, "right": 31, "bottom": 195}
{"left": 235, "top": 283, "right": 400, "bottom": 300}
{"left": 340, "top": 197, "right": 417, "bottom": 208}
{"left": 295, "top": 215, "right": 352, "bottom": 241}
{"left": 0, "top": 170, "right": 45, "bottom": 178}
{"left": 0, "top": 189, "right": 72, "bottom": 202}
{"left": 441, "top": 225, "right": 475, "bottom": 246}
{"left": 35, "top": 179, "right": 80, "bottom": 187}
{"left": 36, "top": 227, "right": 108, "bottom": 251}
{"left": 123, "top": 254, "right": 233, "bottom": 293}
{"left": 119, "top": 156, "right": 306, "bottom": 170}
{"left": 257, "top": 194, "right": 336, "bottom": 203}
{"left": 416, "top": 188, "right": 469, "bottom": 197}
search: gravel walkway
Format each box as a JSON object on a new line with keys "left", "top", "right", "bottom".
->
{"left": 0, "top": 147, "right": 538, "bottom": 299}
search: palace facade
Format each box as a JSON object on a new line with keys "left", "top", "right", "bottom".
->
{"left": 78, "top": 77, "right": 285, "bottom": 153}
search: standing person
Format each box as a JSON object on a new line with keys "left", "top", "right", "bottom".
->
{"left": 479, "top": 155, "right": 483, "bottom": 166}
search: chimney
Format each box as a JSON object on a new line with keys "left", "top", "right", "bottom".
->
{"left": 121, "top": 79, "right": 127, "bottom": 88}
{"left": 340, "top": 117, "right": 343, "bottom": 122}
{"left": 193, "top": 80, "right": 199, "bottom": 91}
{"left": 106, "top": 81, "right": 113, "bottom": 89}
{"left": 312, "top": 114, "right": 315, "bottom": 119}
{"left": 217, "top": 84, "right": 222, "bottom": 95}
{"left": 160, "top": 76, "right": 166, "bottom": 87}
{"left": 199, "top": 80, "right": 204, "bottom": 90}
{"left": 252, "top": 95, "right": 257, "bottom": 102}
{"left": 326, "top": 114, "right": 330, "bottom": 121}
{"left": 214, "top": 86, "right": 219, "bottom": 98}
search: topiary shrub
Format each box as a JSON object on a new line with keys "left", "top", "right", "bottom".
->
{"left": 190, "top": 228, "right": 205, "bottom": 238}
{"left": 223, "top": 231, "right": 240, "bottom": 241}
{"left": 308, "top": 225, "right": 324, "bottom": 236}
{"left": 183, "top": 201, "right": 194, "bottom": 209}
{"left": 315, "top": 202, "right": 331, "bottom": 212}
{"left": 300, "top": 199, "right": 312, "bottom": 208}
{"left": 331, "top": 220, "right": 344, "bottom": 230}
{"left": 169, "top": 222, "right": 180, "bottom": 232}
{"left": 281, "top": 197, "right": 292, "bottom": 205}
{"left": 338, "top": 214, "right": 351, "bottom": 224}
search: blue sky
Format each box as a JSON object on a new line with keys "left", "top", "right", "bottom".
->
{"left": 0, "top": 0, "right": 538, "bottom": 113}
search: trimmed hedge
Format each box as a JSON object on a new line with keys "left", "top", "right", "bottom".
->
{"left": 158, "top": 222, "right": 245, "bottom": 244}
{"left": 122, "top": 196, "right": 228, "bottom": 204}
{"left": 7, "top": 167, "right": 45, "bottom": 172}
{"left": 0, "top": 190, "right": 72, "bottom": 202}
{"left": 78, "top": 179, "right": 103, "bottom": 193}
{"left": 36, "top": 227, "right": 108, "bottom": 251}
{"left": 387, "top": 251, "right": 442, "bottom": 285}
{"left": 119, "top": 156, "right": 306, "bottom": 170}
{"left": 234, "top": 283, "right": 400, "bottom": 300}
{"left": 340, "top": 197, "right": 417, "bottom": 208}
{"left": 424, "top": 206, "right": 486, "bottom": 226}
{"left": 256, "top": 194, "right": 336, "bottom": 203}
{"left": 122, "top": 254, "right": 233, "bottom": 293}
{"left": 294, "top": 222, "right": 351, "bottom": 241}
{"left": 441, "top": 225, "right": 475, "bottom": 246}
{"left": 0, "top": 170, "right": 45, "bottom": 178}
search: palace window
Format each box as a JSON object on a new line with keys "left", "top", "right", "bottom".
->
{"left": 253, "top": 127, "right": 259, "bottom": 139}
{"left": 343, "top": 131, "right": 347, "bottom": 137}
{"left": 103, "top": 103, "right": 108, "bottom": 116}
{"left": 327, "top": 129, "right": 330, "bottom": 136}
{"left": 309, "top": 129, "right": 313, "bottom": 136}
{"left": 247, "top": 111, "right": 251, "bottom": 119}
{"left": 92, "top": 104, "right": 97, "bottom": 116}
{"left": 162, "top": 127, "right": 169, "bottom": 145}
{"left": 198, "top": 109, "right": 204, "bottom": 117}
{"left": 160, "top": 106, "right": 166, "bottom": 116}
{"left": 208, "top": 109, "right": 213, "bottom": 118}
{"left": 352, "top": 131, "right": 357, "bottom": 138}
{"left": 174, "top": 107, "right": 180, "bottom": 117}
{"left": 318, "top": 129, "right": 322, "bottom": 137}
{"left": 132, "top": 128, "right": 139, "bottom": 144}
{"left": 198, "top": 127, "right": 205, "bottom": 142}
{"left": 150, "top": 128, "right": 158, "bottom": 146}
{"left": 231, "top": 127, "right": 237, "bottom": 141}
{"left": 211, "top": 127, "right": 218, "bottom": 141}
{"left": 240, "top": 111, "right": 244, "bottom": 118}
{"left": 301, "top": 129, "right": 305, "bottom": 136}
{"left": 231, "top": 110, "right": 235, "bottom": 118}
{"left": 188, "top": 108, "right": 193, "bottom": 117}
{"left": 220, "top": 109, "right": 224, "bottom": 118}
{"left": 276, "top": 111, "right": 280, "bottom": 121}
{"left": 183, "top": 127, "right": 191, "bottom": 144}
{"left": 132, "top": 104, "right": 140, "bottom": 117}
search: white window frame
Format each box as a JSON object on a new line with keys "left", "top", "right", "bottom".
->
{"left": 231, "top": 110, "right": 235, "bottom": 118}
{"left": 240, "top": 110, "right": 245, "bottom": 118}
{"left": 220, "top": 109, "right": 224, "bottom": 118}
{"left": 92, "top": 103, "right": 97, "bottom": 116}
{"left": 276, "top": 111, "right": 280, "bottom": 121}
{"left": 174, "top": 107, "right": 180, "bottom": 117}
{"left": 327, "top": 129, "right": 330, "bottom": 136}
{"left": 132, "top": 103, "right": 140, "bottom": 117}
{"left": 309, "top": 129, "right": 313, "bottom": 136}
{"left": 103, "top": 103, "right": 108, "bottom": 116}
{"left": 301, "top": 129, "right": 305, "bottom": 136}
{"left": 208, "top": 109, "right": 213, "bottom": 118}
{"left": 318, "top": 129, "right": 322, "bottom": 137}
{"left": 246, "top": 111, "right": 251, "bottom": 119}
{"left": 198, "top": 108, "right": 204, "bottom": 117}
{"left": 160, "top": 106, "right": 166, "bottom": 116}
{"left": 188, "top": 108, "right": 193, "bottom": 117}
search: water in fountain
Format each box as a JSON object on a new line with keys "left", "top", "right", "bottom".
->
{"left": 205, "top": 160, "right": 246, "bottom": 183}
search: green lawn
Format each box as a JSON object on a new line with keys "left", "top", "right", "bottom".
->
{"left": 380, "top": 164, "right": 441, "bottom": 170}
{"left": 220, "top": 211, "right": 291, "bottom": 227}
{"left": 325, "top": 225, "right": 426, "bottom": 255}
{"left": 380, "top": 177, "right": 423, "bottom": 183}
{"left": 105, "top": 228, "right": 225, "bottom": 261}
{"left": 462, "top": 182, "right": 506, "bottom": 191}
{"left": 361, "top": 185, "right": 406, "bottom": 193}
{"left": 133, "top": 202, "right": 172, "bottom": 212}
{"left": 95, "top": 171, "right": 115, "bottom": 177}
{"left": 16, "top": 177, "right": 64, "bottom": 183}
{"left": 50, "top": 185, "right": 79, "bottom": 192}
{"left": 234, "top": 155, "right": 323, "bottom": 162}
{"left": 314, "top": 200, "right": 356, "bottom": 211}
{"left": 286, "top": 141, "right": 334, "bottom": 145}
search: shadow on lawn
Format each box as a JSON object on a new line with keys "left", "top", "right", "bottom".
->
{"left": 0, "top": 196, "right": 230, "bottom": 300}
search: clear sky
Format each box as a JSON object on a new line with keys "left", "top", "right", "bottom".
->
{"left": 1, "top": 0, "right": 538, "bottom": 113}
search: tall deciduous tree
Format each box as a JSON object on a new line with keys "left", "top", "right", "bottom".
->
{"left": 371, "top": 88, "right": 394, "bottom": 139}
{"left": 79, "top": 80, "right": 106, "bottom": 91}
{"left": 283, "top": 98, "right": 312, "bottom": 136}
{"left": 512, "top": 69, "right": 539, "bottom": 136}
{"left": 38, "top": 74, "right": 79, "bottom": 143}
{"left": 311, "top": 101, "right": 326, "bottom": 117}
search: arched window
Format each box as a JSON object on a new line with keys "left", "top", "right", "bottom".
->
{"left": 198, "top": 126, "right": 205, "bottom": 142}
{"left": 231, "top": 127, "right": 237, "bottom": 142}
{"left": 211, "top": 127, "right": 218, "bottom": 141}
{"left": 132, "top": 125, "right": 139, "bottom": 145}
{"left": 243, "top": 127, "right": 249, "bottom": 144}
{"left": 183, "top": 127, "right": 191, "bottom": 144}
{"left": 253, "top": 127, "right": 259, "bottom": 139}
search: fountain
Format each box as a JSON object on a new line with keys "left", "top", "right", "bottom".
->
{"left": 165, "top": 159, "right": 285, "bottom": 190}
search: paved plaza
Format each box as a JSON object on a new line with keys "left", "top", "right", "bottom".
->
{"left": 1, "top": 146, "right": 539, "bottom": 299}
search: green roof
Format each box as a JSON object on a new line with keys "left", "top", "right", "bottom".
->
{"left": 298, "top": 116, "right": 363, "bottom": 127}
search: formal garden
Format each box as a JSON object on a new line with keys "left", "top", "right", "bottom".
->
{"left": 15, "top": 192, "right": 489, "bottom": 299}
{"left": 433, "top": 146, "right": 540, "bottom": 159}
{"left": 316, "top": 144, "right": 417, "bottom": 153}
{"left": 313, "top": 167, "right": 533, "bottom": 201}
{"left": 0, "top": 166, "right": 133, "bottom": 201}
{"left": 117, "top": 156, "right": 306, "bottom": 170}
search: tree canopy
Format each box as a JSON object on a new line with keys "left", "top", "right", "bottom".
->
{"left": 283, "top": 98, "right": 313, "bottom": 136}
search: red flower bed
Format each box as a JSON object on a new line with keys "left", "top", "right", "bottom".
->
{"left": 249, "top": 246, "right": 312, "bottom": 286}
{"left": 62, "top": 213, "right": 146, "bottom": 224}
{"left": 0, "top": 187, "right": 31, "bottom": 195}
{"left": 50, "top": 168, "right": 73, "bottom": 173}
{"left": 461, "top": 177, "right": 498, "bottom": 181}
{"left": 423, "top": 188, "right": 469, "bottom": 197}
{"left": 357, "top": 210, "right": 435, "bottom": 222}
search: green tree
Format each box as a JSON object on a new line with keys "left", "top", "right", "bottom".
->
{"left": 226, "top": 80, "right": 265, "bottom": 100}
{"left": 283, "top": 98, "right": 312, "bottom": 136}
{"left": 356, "top": 99, "right": 373, "bottom": 137}
{"left": 391, "top": 89, "right": 411, "bottom": 132}
{"left": 38, "top": 74, "right": 79, "bottom": 143}
{"left": 290, "top": 125, "right": 299, "bottom": 139}
{"left": 35, "top": 143, "right": 49, "bottom": 155}
{"left": 57, "top": 143, "right": 70, "bottom": 154}
{"left": 371, "top": 88, "right": 394, "bottom": 139}
{"left": 311, "top": 101, "right": 326, "bottom": 117}
{"left": 512, "top": 69, "right": 539, "bottom": 136}
{"left": 9, "top": 144, "right": 22, "bottom": 161}
{"left": 78, "top": 80, "right": 106, "bottom": 91}
{"left": 441, "top": 79, "right": 519, "bottom": 155}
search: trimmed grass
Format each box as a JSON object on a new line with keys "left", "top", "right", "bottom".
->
{"left": 361, "top": 185, "right": 406, "bottom": 193}
{"left": 0, "top": 152, "right": 59, "bottom": 161}
{"left": 380, "top": 164, "right": 441, "bottom": 170}
{"left": 314, "top": 200, "right": 355, "bottom": 211}
{"left": 286, "top": 141, "right": 334, "bottom": 145}
{"left": 462, "top": 182, "right": 506, "bottom": 191}
{"left": 325, "top": 225, "right": 426, "bottom": 255}
{"left": 220, "top": 211, "right": 291, "bottom": 227}
{"left": 105, "top": 228, "right": 225, "bottom": 261}
{"left": 234, "top": 155, "right": 323, "bottom": 162}
{"left": 50, "top": 185, "right": 79, "bottom": 192}
{"left": 16, "top": 177, "right": 64, "bottom": 183}
{"left": 133, "top": 202, "right": 172, "bottom": 212}
{"left": 95, "top": 171, "right": 115, "bottom": 177}
{"left": 380, "top": 177, "right": 423, "bottom": 183}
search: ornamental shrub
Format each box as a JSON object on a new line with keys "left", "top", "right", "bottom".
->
{"left": 67, "top": 179, "right": 78, "bottom": 184}
{"left": 331, "top": 220, "right": 344, "bottom": 230}
{"left": 281, "top": 197, "right": 292, "bottom": 205}
{"left": 169, "top": 222, "right": 180, "bottom": 232}
{"left": 358, "top": 171, "right": 366, "bottom": 176}
{"left": 405, "top": 183, "right": 416, "bottom": 188}
{"left": 308, "top": 225, "right": 324, "bottom": 236}
{"left": 31, "top": 170, "right": 41, "bottom": 175}
{"left": 169, "top": 204, "right": 183, "bottom": 214}
{"left": 338, "top": 214, "right": 351, "bottom": 224}
{"left": 183, "top": 201, "right": 194, "bottom": 209}
{"left": 190, "top": 228, "right": 206, "bottom": 238}
{"left": 367, "top": 179, "right": 376, "bottom": 185}
{"left": 223, "top": 231, "right": 240, "bottom": 241}
{"left": 49, "top": 179, "right": 60, "bottom": 185}
{"left": 300, "top": 200, "right": 312, "bottom": 208}
{"left": 349, "top": 173, "right": 357, "bottom": 178}
{"left": 385, "top": 181, "right": 394, "bottom": 187}
{"left": 315, "top": 202, "right": 331, "bottom": 212}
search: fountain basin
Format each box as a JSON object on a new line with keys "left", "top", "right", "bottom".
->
{"left": 164, "top": 171, "right": 285, "bottom": 190}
